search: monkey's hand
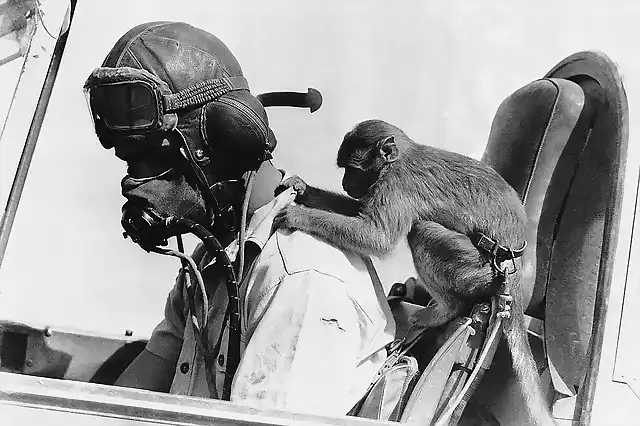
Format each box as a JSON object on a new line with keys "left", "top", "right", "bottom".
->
{"left": 275, "top": 176, "right": 308, "bottom": 202}
{"left": 271, "top": 204, "right": 311, "bottom": 234}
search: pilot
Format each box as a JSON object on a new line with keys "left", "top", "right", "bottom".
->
{"left": 83, "top": 21, "right": 396, "bottom": 416}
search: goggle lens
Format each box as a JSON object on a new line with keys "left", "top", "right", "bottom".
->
{"left": 89, "top": 82, "right": 159, "bottom": 130}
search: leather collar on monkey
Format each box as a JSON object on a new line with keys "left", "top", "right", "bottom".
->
{"left": 84, "top": 21, "right": 279, "bottom": 400}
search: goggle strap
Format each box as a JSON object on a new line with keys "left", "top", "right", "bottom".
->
{"left": 165, "top": 77, "right": 249, "bottom": 112}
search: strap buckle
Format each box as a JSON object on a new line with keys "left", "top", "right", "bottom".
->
{"left": 471, "top": 232, "right": 526, "bottom": 275}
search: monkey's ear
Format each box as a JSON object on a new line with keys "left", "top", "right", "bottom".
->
{"left": 379, "top": 136, "right": 399, "bottom": 163}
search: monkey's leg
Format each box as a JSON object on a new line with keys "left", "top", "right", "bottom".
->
{"left": 407, "top": 221, "right": 493, "bottom": 330}
{"left": 410, "top": 222, "right": 554, "bottom": 425}
{"left": 407, "top": 288, "right": 467, "bottom": 332}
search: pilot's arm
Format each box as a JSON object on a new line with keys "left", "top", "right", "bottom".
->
{"left": 115, "top": 275, "right": 186, "bottom": 392}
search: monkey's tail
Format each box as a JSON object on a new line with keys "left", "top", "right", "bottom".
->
{"left": 502, "top": 307, "right": 556, "bottom": 426}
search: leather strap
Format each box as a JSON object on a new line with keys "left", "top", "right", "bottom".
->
{"left": 165, "top": 77, "right": 249, "bottom": 112}
{"left": 470, "top": 232, "right": 526, "bottom": 273}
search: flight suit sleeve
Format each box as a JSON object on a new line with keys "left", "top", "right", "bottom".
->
{"left": 145, "top": 268, "right": 187, "bottom": 363}
{"left": 231, "top": 270, "right": 368, "bottom": 416}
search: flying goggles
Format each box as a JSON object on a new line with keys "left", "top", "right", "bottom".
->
{"left": 83, "top": 66, "right": 249, "bottom": 147}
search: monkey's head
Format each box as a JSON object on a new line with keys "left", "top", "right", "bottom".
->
{"left": 337, "top": 119, "right": 406, "bottom": 199}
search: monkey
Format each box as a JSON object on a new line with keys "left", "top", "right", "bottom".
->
{"left": 273, "top": 119, "right": 554, "bottom": 426}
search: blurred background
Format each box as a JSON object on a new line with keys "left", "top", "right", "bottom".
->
{"left": 0, "top": 0, "right": 637, "bottom": 337}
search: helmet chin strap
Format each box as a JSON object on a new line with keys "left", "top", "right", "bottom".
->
{"left": 177, "top": 145, "right": 222, "bottom": 224}
{"left": 236, "top": 169, "right": 257, "bottom": 283}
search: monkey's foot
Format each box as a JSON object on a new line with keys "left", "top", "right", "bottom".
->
{"left": 404, "top": 301, "right": 465, "bottom": 345}
{"left": 408, "top": 301, "right": 460, "bottom": 330}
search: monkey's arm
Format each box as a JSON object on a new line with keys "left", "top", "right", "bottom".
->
{"left": 302, "top": 186, "right": 361, "bottom": 216}
{"left": 273, "top": 205, "right": 404, "bottom": 258}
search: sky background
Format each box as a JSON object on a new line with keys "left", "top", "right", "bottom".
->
{"left": 0, "top": 0, "right": 638, "bottom": 338}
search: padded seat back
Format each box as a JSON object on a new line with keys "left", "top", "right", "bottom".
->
{"left": 482, "top": 51, "right": 628, "bottom": 395}
{"left": 482, "top": 78, "right": 585, "bottom": 316}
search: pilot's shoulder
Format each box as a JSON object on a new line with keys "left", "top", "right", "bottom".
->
{"left": 274, "top": 230, "right": 367, "bottom": 281}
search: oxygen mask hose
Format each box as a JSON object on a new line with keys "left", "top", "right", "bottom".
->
{"left": 150, "top": 237, "right": 219, "bottom": 398}
{"left": 133, "top": 203, "right": 247, "bottom": 401}
{"left": 157, "top": 216, "right": 240, "bottom": 401}
{"left": 150, "top": 240, "right": 209, "bottom": 329}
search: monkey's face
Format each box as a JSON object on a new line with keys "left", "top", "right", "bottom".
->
{"left": 341, "top": 166, "right": 379, "bottom": 199}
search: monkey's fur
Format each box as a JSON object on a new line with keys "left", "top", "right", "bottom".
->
{"left": 274, "top": 119, "right": 554, "bottom": 426}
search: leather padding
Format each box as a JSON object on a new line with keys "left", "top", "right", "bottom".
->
{"left": 102, "top": 21, "right": 243, "bottom": 91}
{"left": 482, "top": 51, "right": 628, "bottom": 396}
{"left": 204, "top": 90, "right": 276, "bottom": 171}
{"left": 482, "top": 79, "right": 584, "bottom": 316}
{"left": 541, "top": 52, "right": 628, "bottom": 395}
